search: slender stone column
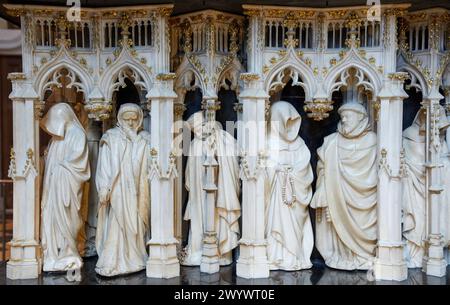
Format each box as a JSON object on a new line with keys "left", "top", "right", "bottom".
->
{"left": 6, "top": 73, "right": 41, "bottom": 280}
{"left": 374, "top": 72, "right": 409, "bottom": 281}
{"left": 146, "top": 74, "right": 180, "bottom": 279}
{"left": 200, "top": 97, "right": 220, "bottom": 274}
{"left": 83, "top": 120, "right": 102, "bottom": 257}
{"left": 422, "top": 87, "right": 448, "bottom": 277}
{"left": 236, "top": 73, "right": 270, "bottom": 279}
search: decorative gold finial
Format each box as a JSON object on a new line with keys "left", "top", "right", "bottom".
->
{"left": 304, "top": 99, "right": 334, "bottom": 121}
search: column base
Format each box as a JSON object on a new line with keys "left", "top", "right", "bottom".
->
{"left": 236, "top": 241, "right": 269, "bottom": 279}
{"left": 200, "top": 233, "right": 220, "bottom": 274}
{"left": 200, "top": 260, "right": 220, "bottom": 274}
{"left": 374, "top": 245, "right": 408, "bottom": 281}
{"left": 422, "top": 234, "right": 447, "bottom": 277}
{"left": 422, "top": 256, "right": 447, "bottom": 277}
{"left": 146, "top": 243, "right": 180, "bottom": 279}
{"left": 7, "top": 260, "right": 40, "bottom": 280}
{"left": 7, "top": 240, "right": 41, "bottom": 280}
{"left": 374, "top": 260, "right": 408, "bottom": 281}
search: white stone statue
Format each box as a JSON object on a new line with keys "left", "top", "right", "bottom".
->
{"left": 40, "top": 103, "right": 91, "bottom": 272}
{"left": 438, "top": 106, "right": 450, "bottom": 260}
{"left": 182, "top": 111, "right": 241, "bottom": 266}
{"left": 311, "top": 102, "right": 378, "bottom": 270}
{"left": 265, "top": 101, "right": 314, "bottom": 271}
{"left": 95, "top": 103, "right": 151, "bottom": 277}
{"left": 402, "top": 109, "right": 427, "bottom": 268}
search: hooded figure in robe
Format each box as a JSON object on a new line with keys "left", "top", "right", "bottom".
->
{"left": 402, "top": 109, "right": 427, "bottom": 268}
{"left": 265, "top": 101, "right": 314, "bottom": 271}
{"left": 311, "top": 102, "right": 378, "bottom": 270}
{"left": 40, "top": 102, "right": 91, "bottom": 272}
{"left": 182, "top": 111, "right": 241, "bottom": 266}
{"left": 95, "top": 103, "right": 151, "bottom": 277}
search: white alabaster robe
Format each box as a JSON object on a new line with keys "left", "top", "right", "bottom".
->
{"left": 402, "top": 112, "right": 427, "bottom": 268}
{"left": 41, "top": 103, "right": 90, "bottom": 272}
{"left": 439, "top": 109, "right": 450, "bottom": 263}
{"left": 440, "top": 138, "right": 450, "bottom": 255}
{"left": 183, "top": 118, "right": 241, "bottom": 266}
{"left": 265, "top": 101, "right": 314, "bottom": 271}
{"left": 95, "top": 104, "right": 150, "bottom": 277}
{"left": 311, "top": 104, "right": 377, "bottom": 270}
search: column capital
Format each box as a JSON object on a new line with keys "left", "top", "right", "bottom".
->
{"left": 8, "top": 73, "right": 38, "bottom": 101}
{"left": 378, "top": 72, "right": 410, "bottom": 99}
{"left": 423, "top": 86, "right": 445, "bottom": 102}
{"left": 147, "top": 74, "right": 177, "bottom": 100}
{"left": 85, "top": 87, "right": 112, "bottom": 121}
{"left": 239, "top": 73, "right": 269, "bottom": 99}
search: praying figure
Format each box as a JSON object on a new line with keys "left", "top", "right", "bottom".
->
{"left": 182, "top": 111, "right": 241, "bottom": 266}
{"left": 95, "top": 103, "right": 151, "bottom": 277}
{"left": 311, "top": 102, "right": 378, "bottom": 270}
{"left": 402, "top": 109, "right": 427, "bottom": 268}
{"left": 40, "top": 103, "right": 90, "bottom": 272}
{"left": 265, "top": 101, "right": 314, "bottom": 271}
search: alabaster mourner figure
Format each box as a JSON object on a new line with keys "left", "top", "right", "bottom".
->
{"left": 311, "top": 102, "right": 378, "bottom": 270}
{"left": 182, "top": 111, "right": 241, "bottom": 266}
{"left": 40, "top": 103, "right": 91, "bottom": 272}
{"left": 265, "top": 101, "right": 314, "bottom": 271}
{"left": 95, "top": 103, "right": 151, "bottom": 277}
{"left": 402, "top": 109, "right": 427, "bottom": 268}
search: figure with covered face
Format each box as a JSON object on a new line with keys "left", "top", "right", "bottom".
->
{"left": 95, "top": 103, "right": 151, "bottom": 277}
{"left": 265, "top": 101, "right": 314, "bottom": 271}
{"left": 311, "top": 102, "right": 378, "bottom": 270}
{"left": 182, "top": 111, "right": 241, "bottom": 266}
{"left": 40, "top": 103, "right": 91, "bottom": 272}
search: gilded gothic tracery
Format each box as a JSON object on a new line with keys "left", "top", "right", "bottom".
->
{"left": 3, "top": 2, "right": 450, "bottom": 282}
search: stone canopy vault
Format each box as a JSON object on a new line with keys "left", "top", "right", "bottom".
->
{"left": 3, "top": 2, "right": 450, "bottom": 282}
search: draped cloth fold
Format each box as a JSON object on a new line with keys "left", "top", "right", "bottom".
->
{"left": 402, "top": 111, "right": 427, "bottom": 268}
{"left": 40, "top": 103, "right": 91, "bottom": 272}
{"left": 265, "top": 101, "right": 314, "bottom": 271}
{"left": 311, "top": 130, "right": 377, "bottom": 270}
{"left": 182, "top": 113, "right": 241, "bottom": 266}
{"left": 95, "top": 104, "right": 150, "bottom": 277}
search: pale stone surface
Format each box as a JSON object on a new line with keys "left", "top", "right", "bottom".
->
{"left": 312, "top": 102, "right": 378, "bottom": 270}
{"left": 181, "top": 111, "right": 241, "bottom": 269}
{"left": 374, "top": 73, "right": 409, "bottom": 281}
{"left": 265, "top": 101, "right": 314, "bottom": 271}
{"left": 40, "top": 103, "right": 91, "bottom": 272}
{"left": 146, "top": 78, "right": 180, "bottom": 279}
{"left": 4, "top": 2, "right": 450, "bottom": 281}
{"left": 402, "top": 109, "right": 427, "bottom": 268}
{"left": 95, "top": 104, "right": 151, "bottom": 277}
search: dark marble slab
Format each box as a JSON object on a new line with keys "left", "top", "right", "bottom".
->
{"left": 1, "top": 257, "right": 449, "bottom": 285}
